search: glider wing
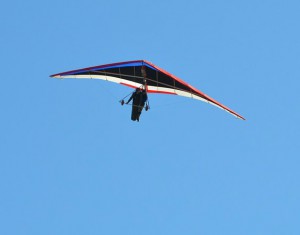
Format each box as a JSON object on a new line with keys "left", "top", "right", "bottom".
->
{"left": 50, "top": 60, "right": 245, "bottom": 120}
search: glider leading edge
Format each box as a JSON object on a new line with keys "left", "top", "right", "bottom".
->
{"left": 50, "top": 60, "right": 245, "bottom": 121}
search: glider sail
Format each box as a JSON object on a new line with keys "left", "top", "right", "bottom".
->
{"left": 50, "top": 60, "right": 245, "bottom": 120}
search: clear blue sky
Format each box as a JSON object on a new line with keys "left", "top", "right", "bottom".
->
{"left": 1, "top": 0, "right": 300, "bottom": 234}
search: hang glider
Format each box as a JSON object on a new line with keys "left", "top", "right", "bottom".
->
{"left": 50, "top": 60, "right": 245, "bottom": 120}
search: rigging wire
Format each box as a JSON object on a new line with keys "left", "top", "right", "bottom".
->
{"left": 87, "top": 68, "right": 202, "bottom": 111}
{"left": 119, "top": 84, "right": 150, "bottom": 111}
{"left": 91, "top": 70, "right": 200, "bottom": 99}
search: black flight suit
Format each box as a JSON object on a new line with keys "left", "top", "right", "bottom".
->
{"left": 127, "top": 89, "right": 148, "bottom": 121}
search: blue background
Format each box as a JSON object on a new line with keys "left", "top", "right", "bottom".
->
{"left": 1, "top": 0, "right": 299, "bottom": 234}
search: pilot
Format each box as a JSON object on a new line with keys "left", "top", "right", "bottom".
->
{"left": 126, "top": 88, "right": 148, "bottom": 121}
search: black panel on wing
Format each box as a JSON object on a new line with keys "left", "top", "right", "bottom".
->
{"left": 143, "top": 66, "right": 202, "bottom": 97}
{"left": 79, "top": 66, "right": 145, "bottom": 85}
{"left": 78, "top": 65, "right": 204, "bottom": 99}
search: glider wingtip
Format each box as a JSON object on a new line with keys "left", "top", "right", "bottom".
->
{"left": 237, "top": 115, "right": 246, "bottom": 121}
{"left": 50, "top": 74, "right": 60, "bottom": 78}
